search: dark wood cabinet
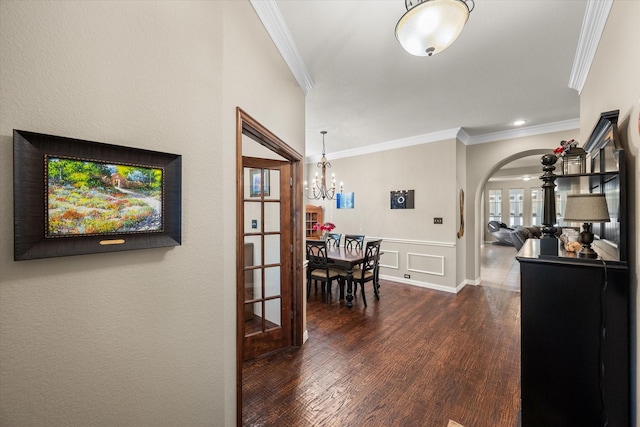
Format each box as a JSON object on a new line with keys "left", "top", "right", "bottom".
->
{"left": 305, "top": 205, "right": 323, "bottom": 239}
{"left": 517, "top": 240, "right": 629, "bottom": 426}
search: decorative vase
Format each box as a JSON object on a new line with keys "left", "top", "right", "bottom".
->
{"left": 321, "top": 231, "right": 328, "bottom": 241}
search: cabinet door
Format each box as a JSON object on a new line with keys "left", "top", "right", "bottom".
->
{"left": 520, "top": 261, "right": 629, "bottom": 426}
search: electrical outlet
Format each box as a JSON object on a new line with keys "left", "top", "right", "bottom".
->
{"left": 404, "top": 274, "right": 410, "bottom": 279}
{"left": 434, "top": 217, "right": 443, "bottom": 224}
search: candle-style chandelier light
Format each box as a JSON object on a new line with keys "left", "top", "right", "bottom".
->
{"left": 304, "top": 131, "right": 343, "bottom": 200}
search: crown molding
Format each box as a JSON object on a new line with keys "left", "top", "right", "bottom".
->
{"left": 307, "top": 128, "right": 461, "bottom": 163}
{"left": 250, "top": 0, "right": 314, "bottom": 95}
{"left": 306, "top": 120, "right": 580, "bottom": 163}
{"left": 568, "top": 0, "right": 613, "bottom": 94}
{"left": 464, "top": 118, "right": 580, "bottom": 145}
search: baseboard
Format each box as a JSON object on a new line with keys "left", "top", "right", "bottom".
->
{"left": 379, "top": 274, "right": 458, "bottom": 294}
{"left": 302, "top": 329, "right": 309, "bottom": 344}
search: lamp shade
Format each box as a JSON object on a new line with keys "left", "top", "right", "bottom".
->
{"left": 563, "top": 193, "right": 610, "bottom": 223}
{"left": 395, "top": 0, "right": 472, "bottom": 56}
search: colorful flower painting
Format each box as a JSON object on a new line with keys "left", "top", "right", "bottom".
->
{"left": 46, "top": 156, "right": 163, "bottom": 237}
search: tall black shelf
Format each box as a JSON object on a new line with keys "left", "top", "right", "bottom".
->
{"left": 517, "top": 110, "right": 629, "bottom": 426}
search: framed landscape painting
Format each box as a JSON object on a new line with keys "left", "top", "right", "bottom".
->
{"left": 13, "top": 130, "right": 182, "bottom": 260}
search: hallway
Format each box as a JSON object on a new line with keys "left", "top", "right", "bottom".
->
{"left": 480, "top": 243, "right": 520, "bottom": 292}
{"left": 243, "top": 279, "right": 521, "bottom": 426}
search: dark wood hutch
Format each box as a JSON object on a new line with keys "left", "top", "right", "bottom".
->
{"left": 517, "top": 111, "right": 629, "bottom": 426}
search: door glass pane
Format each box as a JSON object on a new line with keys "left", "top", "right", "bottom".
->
{"left": 264, "top": 266, "right": 281, "bottom": 298}
{"left": 244, "top": 201, "right": 262, "bottom": 233}
{"left": 245, "top": 167, "right": 270, "bottom": 199}
{"left": 265, "top": 169, "right": 280, "bottom": 201}
{"left": 244, "top": 236, "right": 262, "bottom": 265}
{"left": 264, "top": 234, "right": 280, "bottom": 265}
{"left": 264, "top": 298, "right": 281, "bottom": 328}
{"left": 245, "top": 302, "right": 262, "bottom": 335}
{"left": 251, "top": 269, "right": 263, "bottom": 300}
{"left": 264, "top": 202, "right": 280, "bottom": 233}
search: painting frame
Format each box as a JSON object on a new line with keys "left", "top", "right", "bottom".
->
{"left": 249, "top": 168, "right": 270, "bottom": 197}
{"left": 13, "top": 130, "right": 182, "bottom": 260}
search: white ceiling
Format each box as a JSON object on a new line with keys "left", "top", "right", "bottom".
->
{"left": 268, "top": 0, "right": 588, "bottom": 159}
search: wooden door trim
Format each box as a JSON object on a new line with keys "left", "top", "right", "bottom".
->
{"left": 236, "top": 107, "right": 303, "bottom": 426}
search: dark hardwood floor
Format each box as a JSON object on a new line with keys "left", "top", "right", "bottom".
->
{"left": 242, "top": 279, "right": 521, "bottom": 427}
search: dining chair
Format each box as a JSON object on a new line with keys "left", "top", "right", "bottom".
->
{"left": 344, "top": 234, "right": 365, "bottom": 250}
{"left": 340, "top": 239, "right": 382, "bottom": 307}
{"left": 326, "top": 233, "right": 341, "bottom": 248}
{"left": 305, "top": 239, "right": 343, "bottom": 304}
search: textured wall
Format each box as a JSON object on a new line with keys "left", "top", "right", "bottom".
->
{"left": 0, "top": 1, "right": 305, "bottom": 425}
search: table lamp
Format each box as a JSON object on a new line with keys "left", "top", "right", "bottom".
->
{"left": 563, "top": 193, "right": 610, "bottom": 258}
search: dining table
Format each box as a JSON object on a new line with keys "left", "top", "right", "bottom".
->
{"left": 325, "top": 246, "right": 366, "bottom": 308}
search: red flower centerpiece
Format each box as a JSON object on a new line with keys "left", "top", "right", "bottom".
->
{"left": 313, "top": 222, "right": 335, "bottom": 240}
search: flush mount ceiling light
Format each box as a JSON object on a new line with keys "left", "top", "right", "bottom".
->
{"left": 395, "top": 0, "right": 474, "bottom": 57}
{"left": 513, "top": 119, "right": 527, "bottom": 126}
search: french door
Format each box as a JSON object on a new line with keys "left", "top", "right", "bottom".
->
{"left": 236, "top": 107, "right": 303, "bottom": 425}
{"left": 240, "top": 157, "right": 292, "bottom": 360}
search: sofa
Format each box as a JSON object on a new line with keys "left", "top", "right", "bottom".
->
{"left": 510, "top": 225, "right": 542, "bottom": 251}
{"left": 488, "top": 221, "right": 548, "bottom": 250}
{"left": 487, "top": 221, "right": 515, "bottom": 246}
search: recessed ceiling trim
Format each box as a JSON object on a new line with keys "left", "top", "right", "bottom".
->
{"left": 568, "top": 0, "right": 613, "bottom": 94}
{"left": 250, "top": 0, "right": 314, "bottom": 94}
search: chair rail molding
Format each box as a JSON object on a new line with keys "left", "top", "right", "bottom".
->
{"left": 367, "top": 237, "right": 456, "bottom": 248}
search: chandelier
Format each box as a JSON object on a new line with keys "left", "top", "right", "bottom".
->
{"left": 305, "top": 131, "right": 343, "bottom": 200}
{"left": 395, "top": 0, "right": 475, "bottom": 57}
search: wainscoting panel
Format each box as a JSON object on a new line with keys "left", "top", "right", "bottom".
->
{"left": 407, "top": 252, "right": 445, "bottom": 276}
{"left": 370, "top": 237, "right": 458, "bottom": 292}
{"left": 380, "top": 250, "right": 399, "bottom": 270}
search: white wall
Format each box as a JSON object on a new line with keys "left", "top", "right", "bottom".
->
{"left": 579, "top": 0, "right": 640, "bottom": 421}
{"left": 0, "top": 1, "right": 305, "bottom": 426}
{"left": 308, "top": 138, "right": 460, "bottom": 292}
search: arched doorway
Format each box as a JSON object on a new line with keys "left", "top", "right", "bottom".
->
{"left": 478, "top": 151, "right": 548, "bottom": 289}
{"left": 469, "top": 148, "right": 553, "bottom": 286}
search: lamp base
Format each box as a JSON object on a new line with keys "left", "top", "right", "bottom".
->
{"left": 577, "top": 245, "right": 599, "bottom": 258}
{"left": 577, "top": 223, "right": 598, "bottom": 258}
